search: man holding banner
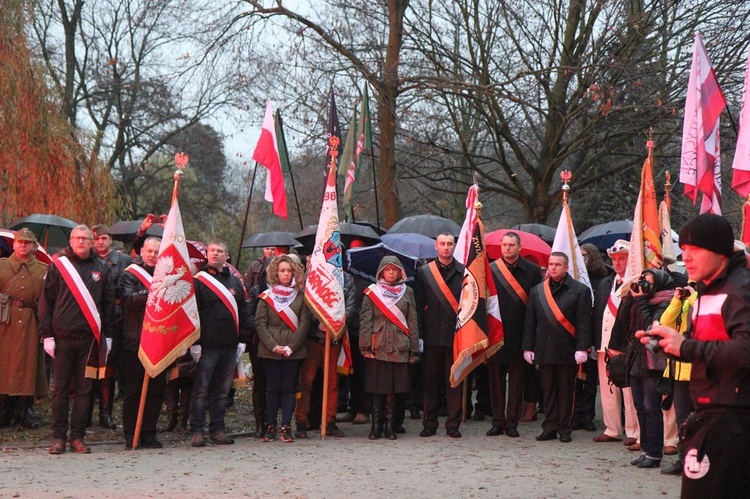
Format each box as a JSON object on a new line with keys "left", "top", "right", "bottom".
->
{"left": 119, "top": 237, "right": 166, "bottom": 449}
{"left": 414, "top": 233, "right": 465, "bottom": 438}
{"left": 40, "top": 225, "right": 116, "bottom": 455}
{"left": 523, "top": 252, "right": 592, "bottom": 443}
{"left": 189, "top": 240, "right": 251, "bottom": 447}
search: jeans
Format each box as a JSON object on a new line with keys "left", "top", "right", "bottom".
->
{"left": 189, "top": 346, "right": 235, "bottom": 436}
{"left": 264, "top": 358, "right": 301, "bottom": 427}
{"left": 630, "top": 374, "right": 664, "bottom": 459}
{"left": 51, "top": 336, "right": 95, "bottom": 441}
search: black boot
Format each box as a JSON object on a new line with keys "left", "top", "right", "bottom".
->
{"left": 0, "top": 395, "right": 14, "bottom": 427}
{"left": 15, "top": 396, "right": 39, "bottom": 430}
{"left": 98, "top": 379, "right": 116, "bottom": 429}
{"left": 384, "top": 394, "right": 397, "bottom": 440}
{"left": 369, "top": 395, "right": 384, "bottom": 440}
{"left": 160, "top": 382, "right": 179, "bottom": 432}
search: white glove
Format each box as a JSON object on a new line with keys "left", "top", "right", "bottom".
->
{"left": 272, "top": 345, "right": 286, "bottom": 356}
{"left": 523, "top": 350, "right": 535, "bottom": 364}
{"left": 575, "top": 351, "right": 588, "bottom": 364}
{"left": 106, "top": 338, "right": 113, "bottom": 356}
{"left": 190, "top": 345, "right": 202, "bottom": 363}
{"left": 282, "top": 346, "right": 293, "bottom": 357}
{"left": 44, "top": 337, "right": 56, "bottom": 358}
{"left": 236, "top": 343, "right": 246, "bottom": 362}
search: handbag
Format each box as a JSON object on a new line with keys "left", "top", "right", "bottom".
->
{"left": 0, "top": 293, "right": 10, "bottom": 325}
{"left": 605, "top": 348, "right": 630, "bottom": 389}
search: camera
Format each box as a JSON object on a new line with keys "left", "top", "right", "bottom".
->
{"left": 644, "top": 326, "right": 661, "bottom": 353}
{"left": 677, "top": 287, "right": 691, "bottom": 299}
{"left": 630, "top": 278, "right": 653, "bottom": 294}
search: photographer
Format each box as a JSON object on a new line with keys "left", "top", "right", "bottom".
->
{"left": 657, "top": 282, "right": 696, "bottom": 476}
{"left": 637, "top": 214, "right": 750, "bottom": 497}
{"left": 612, "top": 269, "right": 675, "bottom": 469}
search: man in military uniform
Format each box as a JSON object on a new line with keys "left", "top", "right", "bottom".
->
{"left": 88, "top": 224, "right": 132, "bottom": 429}
{"left": 0, "top": 228, "right": 48, "bottom": 429}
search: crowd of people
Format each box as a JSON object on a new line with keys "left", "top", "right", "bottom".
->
{"left": 1, "top": 213, "right": 750, "bottom": 497}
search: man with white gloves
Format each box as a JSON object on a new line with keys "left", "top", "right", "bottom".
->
{"left": 39, "top": 225, "right": 116, "bottom": 455}
{"left": 189, "top": 240, "right": 251, "bottom": 447}
{"left": 522, "top": 252, "right": 593, "bottom": 443}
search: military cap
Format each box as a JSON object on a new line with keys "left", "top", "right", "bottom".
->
{"left": 14, "top": 228, "right": 38, "bottom": 243}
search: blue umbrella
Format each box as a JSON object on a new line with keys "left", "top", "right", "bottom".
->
{"left": 578, "top": 220, "right": 680, "bottom": 255}
{"left": 381, "top": 233, "right": 437, "bottom": 260}
{"left": 345, "top": 243, "right": 420, "bottom": 284}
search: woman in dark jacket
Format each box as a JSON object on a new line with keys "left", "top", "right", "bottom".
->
{"left": 255, "top": 255, "right": 309, "bottom": 443}
{"left": 359, "top": 256, "right": 419, "bottom": 440}
{"left": 618, "top": 269, "right": 675, "bottom": 469}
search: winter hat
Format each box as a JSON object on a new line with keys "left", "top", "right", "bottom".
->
{"left": 678, "top": 213, "right": 734, "bottom": 257}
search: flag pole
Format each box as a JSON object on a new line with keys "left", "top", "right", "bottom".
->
{"left": 277, "top": 111, "right": 304, "bottom": 230}
{"left": 236, "top": 163, "right": 259, "bottom": 268}
{"left": 321, "top": 328, "right": 331, "bottom": 439}
{"left": 133, "top": 154, "right": 187, "bottom": 450}
{"left": 368, "top": 146, "right": 381, "bottom": 230}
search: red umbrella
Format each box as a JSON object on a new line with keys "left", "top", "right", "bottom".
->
{"left": 485, "top": 229, "right": 551, "bottom": 268}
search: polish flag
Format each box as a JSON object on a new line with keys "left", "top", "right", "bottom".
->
{"left": 679, "top": 32, "right": 726, "bottom": 215}
{"left": 252, "top": 100, "right": 288, "bottom": 219}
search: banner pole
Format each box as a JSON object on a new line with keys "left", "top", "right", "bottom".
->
{"left": 236, "top": 163, "right": 259, "bottom": 267}
{"left": 132, "top": 373, "right": 150, "bottom": 449}
{"left": 321, "top": 329, "right": 331, "bottom": 439}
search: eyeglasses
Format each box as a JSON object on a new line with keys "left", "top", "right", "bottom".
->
{"left": 70, "top": 236, "right": 92, "bottom": 241}
{"left": 608, "top": 244, "right": 628, "bottom": 254}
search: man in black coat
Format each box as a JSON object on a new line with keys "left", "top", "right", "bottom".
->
{"left": 119, "top": 237, "right": 166, "bottom": 449}
{"left": 523, "top": 252, "right": 592, "bottom": 443}
{"left": 486, "top": 232, "right": 542, "bottom": 438}
{"left": 413, "top": 233, "right": 465, "bottom": 438}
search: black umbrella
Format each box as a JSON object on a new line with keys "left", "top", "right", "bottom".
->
{"left": 387, "top": 214, "right": 461, "bottom": 239}
{"left": 109, "top": 219, "right": 164, "bottom": 244}
{"left": 9, "top": 213, "right": 78, "bottom": 249}
{"left": 242, "top": 231, "right": 300, "bottom": 248}
{"left": 510, "top": 223, "right": 556, "bottom": 244}
{"left": 346, "top": 243, "right": 420, "bottom": 284}
{"left": 295, "top": 222, "right": 381, "bottom": 254}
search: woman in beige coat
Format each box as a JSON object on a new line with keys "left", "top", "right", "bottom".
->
{"left": 360, "top": 256, "right": 419, "bottom": 440}
{"left": 255, "top": 255, "right": 309, "bottom": 443}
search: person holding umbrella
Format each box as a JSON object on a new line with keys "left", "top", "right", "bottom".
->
{"left": 359, "top": 256, "right": 419, "bottom": 440}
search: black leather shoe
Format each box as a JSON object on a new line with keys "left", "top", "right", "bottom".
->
{"left": 393, "top": 425, "right": 406, "bottom": 434}
{"left": 559, "top": 434, "right": 572, "bottom": 443}
{"left": 536, "top": 431, "right": 557, "bottom": 441}
{"left": 637, "top": 458, "right": 661, "bottom": 469}
{"left": 409, "top": 409, "right": 422, "bottom": 420}
{"left": 486, "top": 425, "right": 503, "bottom": 436}
{"left": 505, "top": 427, "right": 520, "bottom": 438}
{"left": 140, "top": 438, "right": 163, "bottom": 449}
{"left": 447, "top": 429, "right": 462, "bottom": 438}
{"left": 420, "top": 428, "right": 436, "bottom": 438}
{"left": 583, "top": 420, "right": 596, "bottom": 432}
{"left": 571, "top": 421, "right": 584, "bottom": 431}
{"left": 631, "top": 455, "right": 646, "bottom": 466}
{"left": 661, "top": 460, "right": 682, "bottom": 476}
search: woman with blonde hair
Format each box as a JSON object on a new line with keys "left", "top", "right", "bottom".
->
{"left": 255, "top": 255, "right": 309, "bottom": 443}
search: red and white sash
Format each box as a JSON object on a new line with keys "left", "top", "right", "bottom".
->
{"left": 260, "top": 288, "right": 300, "bottom": 332}
{"left": 54, "top": 256, "right": 102, "bottom": 343}
{"left": 606, "top": 279, "right": 623, "bottom": 318}
{"left": 125, "top": 263, "right": 153, "bottom": 289}
{"left": 195, "top": 271, "right": 239, "bottom": 334}
{"left": 364, "top": 283, "right": 409, "bottom": 333}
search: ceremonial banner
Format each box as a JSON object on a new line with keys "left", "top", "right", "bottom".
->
{"left": 454, "top": 183, "right": 479, "bottom": 265}
{"left": 450, "top": 185, "right": 503, "bottom": 388}
{"left": 680, "top": 32, "right": 726, "bottom": 215}
{"left": 305, "top": 160, "right": 347, "bottom": 341}
{"left": 253, "top": 99, "right": 287, "bottom": 219}
{"left": 138, "top": 199, "right": 200, "bottom": 378}
{"left": 551, "top": 202, "right": 592, "bottom": 294}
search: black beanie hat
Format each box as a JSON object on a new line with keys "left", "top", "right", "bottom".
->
{"left": 678, "top": 213, "right": 734, "bottom": 257}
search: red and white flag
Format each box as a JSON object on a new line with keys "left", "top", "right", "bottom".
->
{"left": 305, "top": 161, "right": 346, "bottom": 341}
{"left": 454, "top": 183, "right": 478, "bottom": 265}
{"left": 138, "top": 198, "right": 200, "bottom": 378}
{"left": 680, "top": 32, "right": 726, "bottom": 215}
{"left": 253, "top": 100, "right": 288, "bottom": 220}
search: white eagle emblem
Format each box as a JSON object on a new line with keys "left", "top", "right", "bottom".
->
{"left": 148, "top": 255, "right": 192, "bottom": 312}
